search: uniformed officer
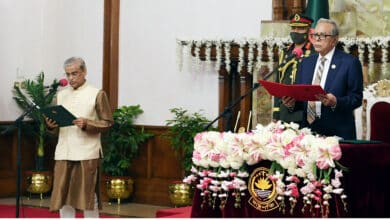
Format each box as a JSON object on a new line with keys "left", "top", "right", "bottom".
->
{"left": 272, "top": 13, "right": 316, "bottom": 124}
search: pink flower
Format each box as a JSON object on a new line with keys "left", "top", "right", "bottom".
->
{"left": 312, "top": 180, "right": 322, "bottom": 188}
{"left": 194, "top": 132, "right": 203, "bottom": 142}
{"left": 297, "top": 158, "right": 305, "bottom": 167}
{"left": 291, "top": 187, "right": 299, "bottom": 198}
{"left": 316, "top": 159, "right": 330, "bottom": 169}
{"left": 268, "top": 175, "right": 278, "bottom": 181}
{"left": 314, "top": 189, "right": 322, "bottom": 196}
{"left": 313, "top": 195, "right": 321, "bottom": 202}
{"left": 300, "top": 182, "right": 315, "bottom": 194}
{"left": 209, "top": 152, "right": 222, "bottom": 162}
{"left": 286, "top": 175, "right": 300, "bottom": 183}
{"left": 193, "top": 150, "right": 201, "bottom": 161}
{"left": 202, "top": 170, "right": 210, "bottom": 176}
{"left": 200, "top": 177, "right": 213, "bottom": 189}
{"left": 329, "top": 144, "right": 342, "bottom": 160}
{"left": 284, "top": 142, "right": 294, "bottom": 157}
{"left": 287, "top": 184, "right": 300, "bottom": 198}
{"left": 294, "top": 133, "right": 305, "bottom": 143}
{"left": 274, "top": 127, "right": 284, "bottom": 134}
{"left": 316, "top": 146, "right": 337, "bottom": 169}
{"left": 226, "top": 182, "right": 234, "bottom": 190}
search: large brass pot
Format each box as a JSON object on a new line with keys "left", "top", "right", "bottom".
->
{"left": 105, "top": 177, "right": 134, "bottom": 205}
{"left": 25, "top": 171, "right": 52, "bottom": 200}
{"left": 168, "top": 182, "right": 193, "bottom": 207}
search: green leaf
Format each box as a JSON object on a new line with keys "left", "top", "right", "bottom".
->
{"left": 12, "top": 72, "right": 60, "bottom": 171}
{"left": 102, "top": 105, "right": 153, "bottom": 177}
{"left": 163, "top": 107, "right": 216, "bottom": 176}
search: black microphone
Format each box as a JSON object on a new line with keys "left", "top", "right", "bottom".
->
{"left": 25, "top": 96, "right": 40, "bottom": 110}
{"left": 44, "top": 78, "right": 68, "bottom": 88}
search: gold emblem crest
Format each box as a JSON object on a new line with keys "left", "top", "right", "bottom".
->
{"left": 248, "top": 167, "right": 278, "bottom": 212}
{"left": 294, "top": 14, "right": 300, "bottom": 21}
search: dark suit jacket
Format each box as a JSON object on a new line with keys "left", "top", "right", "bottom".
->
{"left": 297, "top": 49, "right": 363, "bottom": 139}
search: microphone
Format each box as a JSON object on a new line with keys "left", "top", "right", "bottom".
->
{"left": 16, "top": 87, "right": 41, "bottom": 110}
{"left": 262, "top": 47, "right": 304, "bottom": 81}
{"left": 25, "top": 96, "right": 40, "bottom": 110}
{"left": 283, "top": 47, "right": 303, "bottom": 62}
{"left": 292, "top": 47, "right": 303, "bottom": 59}
{"left": 45, "top": 78, "right": 68, "bottom": 88}
{"left": 276, "top": 47, "right": 303, "bottom": 69}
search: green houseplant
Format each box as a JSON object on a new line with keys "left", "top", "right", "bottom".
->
{"left": 102, "top": 105, "right": 153, "bottom": 204}
{"left": 165, "top": 107, "right": 214, "bottom": 176}
{"left": 12, "top": 72, "right": 60, "bottom": 171}
{"left": 102, "top": 105, "right": 154, "bottom": 177}
{"left": 164, "top": 107, "right": 214, "bottom": 207}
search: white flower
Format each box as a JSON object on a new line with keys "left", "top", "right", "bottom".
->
{"left": 217, "top": 170, "right": 229, "bottom": 178}
{"left": 332, "top": 188, "right": 344, "bottom": 194}
{"left": 331, "top": 178, "right": 341, "bottom": 188}
{"left": 334, "top": 169, "right": 343, "bottom": 178}
{"left": 237, "top": 170, "right": 249, "bottom": 178}
{"left": 323, "top": 185, "right": 333, "bottom": 193}
{"left": 188, "top": 120, "right": 346, "bottom": 214}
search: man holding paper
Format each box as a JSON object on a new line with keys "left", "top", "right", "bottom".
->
{"left": 285, "top": 18, "right": 363, "bottom": 140}
{"left": 45, "top": 57, "right": 114, "bottom": 218}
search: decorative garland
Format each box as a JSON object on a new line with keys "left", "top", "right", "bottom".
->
{"left": 177, "top": 37, "right": 390, "bottom": 79}
{"left": 247, "top": 39, "right": 255, "bottom": 74}
{"left": 224, "top": 41, "right": 231, "bottom": 73}
{"left": 176, "top": 38, "right": 183, "bottom": 72}
{"left": 215, "top": 40, "right": 223, "bottom": 72}
{"left": 237, "top": 39, "right": 245, "bottom": 74}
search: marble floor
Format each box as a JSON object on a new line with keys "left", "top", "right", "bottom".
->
{"left": 0, "top": 196, "right": 171, "bottom": 218}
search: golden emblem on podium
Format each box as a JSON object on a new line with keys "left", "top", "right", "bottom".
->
{"left": 248, "top": 167, "right": 278, "bottom": 212}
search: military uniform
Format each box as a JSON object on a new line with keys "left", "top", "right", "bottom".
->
{"left": 272, "top": 13, "right": 316, "bottom": 123}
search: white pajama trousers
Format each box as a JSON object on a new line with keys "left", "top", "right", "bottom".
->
{"left": 59, "top": 194, "right": 99, "bottom": 218}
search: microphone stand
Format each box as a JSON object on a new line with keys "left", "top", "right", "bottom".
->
{"left": 13, "top": 102, "right": 39, "bottom": 218}
{"left": 4, "top": 85, "right": 58, "bottom": 218}
{"left": 203, "top": 58, "right": 289, "bottom": 132}
{"left": 204, "top": 83, "right": 260, "bottom": 131}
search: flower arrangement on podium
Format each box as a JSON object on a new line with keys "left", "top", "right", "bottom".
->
{"left": 183, "top": 121, "right": 348, "bottom": 217}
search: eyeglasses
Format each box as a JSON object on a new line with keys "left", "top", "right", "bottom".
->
{"left": 310, "top": 33, "right": 334, "bottom": 40}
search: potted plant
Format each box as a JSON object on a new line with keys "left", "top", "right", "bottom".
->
{"left": 12, "top": 72, "right": 62, "bottom": 198}
{"left": 102, "top": 104, "right": 153, "bottom": 205}
{"left": 164, "top": 107, "right": 214, "bottom": 207}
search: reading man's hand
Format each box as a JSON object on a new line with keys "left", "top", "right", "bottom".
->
{"left": 281, "top": 96, "right": 296, "bottom": 109}
{"left": 315, "top": 93, "right": 337, "bottom": 107}
{"left": 45, "top": 117, "right": 58, "bottom": 129}
{"left": 73, "top": 118, "right": 87, "bottom": 129}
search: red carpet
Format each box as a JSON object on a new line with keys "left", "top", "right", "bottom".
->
{"left": 155, "top": 206, "right": 191, "bottom": 218}
{"left": 0, "top": 204, "right": 117, "bottom": 218}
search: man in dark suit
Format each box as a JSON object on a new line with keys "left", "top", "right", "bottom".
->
{"left": 283, "top": 18, "right": 363, "bottom": 139}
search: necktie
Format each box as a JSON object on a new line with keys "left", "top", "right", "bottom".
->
{"left": 307, "top": 57, "right": 326, "bottom": 124}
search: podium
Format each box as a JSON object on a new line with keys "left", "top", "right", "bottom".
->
{"left": 186, "top": 127, "right": 390, "bottom": 217}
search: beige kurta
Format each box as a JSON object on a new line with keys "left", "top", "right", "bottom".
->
{"left": 49, "top": 85, "right": 113, "bottom": 212}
